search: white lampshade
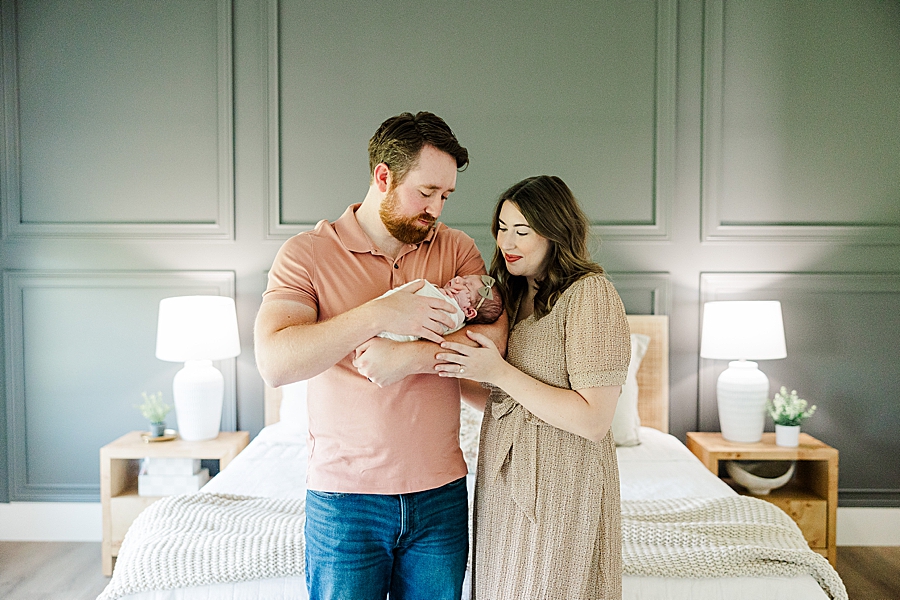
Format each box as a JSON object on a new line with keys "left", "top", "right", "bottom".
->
{"left": 156, "top": 296, "right": 241, "bottom": 362}
{"left": 700, "top": 301, "right": 787, "bottom": 443}
{"left": 700, "top": 301, "right": 786, "bottom": 361}
{"left": 155, "top": 296, "right": 240, "bottom": 441}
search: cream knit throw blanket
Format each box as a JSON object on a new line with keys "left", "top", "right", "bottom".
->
{"left": 97, "top": 493, "right": 306, "bottom": 600}
{"left": 621, "top": 496, "right": 847, "bottom": 600}
{"left": 98, "top": 493, "right": 846, "bottom": 600}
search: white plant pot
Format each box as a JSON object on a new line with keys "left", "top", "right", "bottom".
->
{"left": 775, "top": 424, "right": 800, "bottom": 447}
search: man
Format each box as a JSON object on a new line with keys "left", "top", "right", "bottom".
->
{"left": 254, "top": 111, "right": 508, "bottom": 600}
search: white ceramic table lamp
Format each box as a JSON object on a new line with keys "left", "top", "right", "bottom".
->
{"left": 156, "top": 296, "right": 241, "bottom": 441}
{"left": 700, "top": 300, "right": 787, "bottom": 443}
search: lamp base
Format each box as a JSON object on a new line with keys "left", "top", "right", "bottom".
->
{"left": 716, "top": 360, "right": 769, "bottom": 443}
{"left": 173, "top": 360, "right": 224, "bottom": 441}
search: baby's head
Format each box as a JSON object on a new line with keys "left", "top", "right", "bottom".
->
{"left": 442, "top": 275, "right": 503, "bottom": 325}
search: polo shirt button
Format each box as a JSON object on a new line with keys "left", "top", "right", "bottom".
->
{"left": 393, "top": 263, "right": 399, "bottom": 269}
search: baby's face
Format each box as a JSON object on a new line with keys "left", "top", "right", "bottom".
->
{"left": 442, "top": 275, "right": 483, "bottom": 310}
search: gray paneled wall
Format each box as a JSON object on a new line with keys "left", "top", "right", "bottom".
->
{"left": 1, "top": 0, "right": 898, "bottom": 507}
{"left": 3, "top": 271, "right": 237, "bottom": 501}
{"left": 699, "top": 273, "right": 900, "bottom": 507}
{"left": 270, "top": 0, "right": 676, "bottom": 242}
{"left": 3, "top": 0, "right": 233, "bottom": 239}
{"left": 703, "top": 0, "right": 900, "bottom": 242}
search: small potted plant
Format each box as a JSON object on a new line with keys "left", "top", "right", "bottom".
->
{"left": 766, "top": 386, "right": 816, "bottom": 447}
{"left": 135, "top": 391, "right": 172, "bottom": 438}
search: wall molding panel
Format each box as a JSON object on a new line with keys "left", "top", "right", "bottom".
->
{"left": 701, "top": 0, "right": 900, "bottom": 244}
{"left": 264, "top": 0, "right": 289, "bottom": 240}
{"left": 608, "top": 271, "right": 671, "bottom": 316}
{"left": 0, "top": 0, "right": 235, "bottom": 240}
{"left": 265, "top": 0, "right": 677, "bottom": 242}
{"left": 2, "top": 270, "right": 238, "bottom": 502}
{"left": 699, "top": 272, "right": 900, "bottom": 507}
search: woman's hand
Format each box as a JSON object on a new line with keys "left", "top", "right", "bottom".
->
{"left": 441, "top": 328, "right": 621, "bottom": 443}
{"left": 435, "top": 330, "right": 509, "bottom": 384}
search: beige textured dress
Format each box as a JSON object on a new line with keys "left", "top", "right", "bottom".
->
{"left": 472, "top": 274, "right": 631, "bottom": 600}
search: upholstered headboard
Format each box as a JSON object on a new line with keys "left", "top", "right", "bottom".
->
{"left": 263, "top": 314, "right": 669, "bottom": 433}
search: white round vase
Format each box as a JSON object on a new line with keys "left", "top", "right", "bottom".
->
{"left": 173, "top": 359, "right": 224, "bottom": 441}
{"left": 716, "top": 360, "right": 769, "bottom": 443}
{"left": 775, "top": 424, "right": 800, "bottom": 447}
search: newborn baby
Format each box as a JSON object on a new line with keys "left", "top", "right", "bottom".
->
{"left": 377, "top": 274, "right": 502, "bottom": 342}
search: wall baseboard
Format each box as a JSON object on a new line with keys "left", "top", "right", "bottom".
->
{"left": 1, "top": 502, "right": 898, "bottom": 545}
{"left": 0, "top": 502, "right": 102, "bottom": 541}
{"left": 836, "top": 507, "right": 900, "bottom": 546}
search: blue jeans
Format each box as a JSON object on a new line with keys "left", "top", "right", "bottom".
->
{"left": 305, "top": 477, "right": 469, "bottom": 600}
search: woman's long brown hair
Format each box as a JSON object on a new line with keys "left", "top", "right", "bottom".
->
{"left": 489, "top": 175, "right": 604, "bottom": 320}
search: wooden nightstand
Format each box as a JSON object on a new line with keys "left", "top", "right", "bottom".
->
{"left": 686, "top": 431, "right": 838, "bottom": 566}
{"left": 99, "top": 430, "right": 249, "bottom": 576}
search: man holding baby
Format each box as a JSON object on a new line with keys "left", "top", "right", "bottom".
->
{"left": 255, "top": 111, "right": 507, "bottom": 600}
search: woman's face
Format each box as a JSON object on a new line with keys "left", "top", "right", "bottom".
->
{"left": 496, "top": 201, "right": 551, "bottom": 281}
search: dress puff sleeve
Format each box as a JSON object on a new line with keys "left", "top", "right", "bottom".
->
{"left": 564, "top": 274, "right": 631, "bottom": 390}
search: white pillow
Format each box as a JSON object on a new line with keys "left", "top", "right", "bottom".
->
{"left": 611, "top": 333, "right": 650, "bottom": 446}
{"left": 278, "top": 380, "right": 309, "bottom": 434}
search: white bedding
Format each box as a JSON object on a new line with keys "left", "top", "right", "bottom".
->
{"left": 618, "top": 429, "right": 831, "bottom": 599}
{"left": 619, "top": 426, "right": 736, "bottom": 501}
{"left": 109, "top": 425, "right": 832, "bottom": 600}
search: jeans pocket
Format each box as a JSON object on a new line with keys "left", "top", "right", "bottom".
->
{"left": 308, "top": 489, "right": 350, "bottom": 500}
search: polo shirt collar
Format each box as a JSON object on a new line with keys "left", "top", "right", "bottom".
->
{"left": 335, "top": 203, "right": 438, "bottom": 254}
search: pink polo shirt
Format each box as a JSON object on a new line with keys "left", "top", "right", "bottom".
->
{"left": 262, "top": 204, "right": 484, "bottom": 494}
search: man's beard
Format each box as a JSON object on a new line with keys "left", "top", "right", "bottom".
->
{"left": 379, "top": 187, "right": 435, "bottom": 244}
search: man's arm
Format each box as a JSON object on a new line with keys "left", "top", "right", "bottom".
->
{"left": 460, "top": 379, "right": 490, "bottom": 412}
{"left": 352, "top": 309, "right": 509, "bottom": 387}
{"left": 254, "top": 282, "right": 459, "bottom": 388}
{"left": 450, "top": 310, "right": 509, "bottom": 356}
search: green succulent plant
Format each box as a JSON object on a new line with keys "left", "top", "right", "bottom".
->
{"left": 135, "top": 391, "right": 171, "bottom": 424}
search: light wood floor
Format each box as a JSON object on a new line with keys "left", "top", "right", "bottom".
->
{"left": 0, "top": 542, "right": 110, "bottom": 600}
{"left": 0, "top": 542, "right": 898, "bottom": 599}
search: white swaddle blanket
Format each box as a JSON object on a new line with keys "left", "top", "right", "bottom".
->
{"left": 376, "top": 279, "right": 466, "bottom": 342}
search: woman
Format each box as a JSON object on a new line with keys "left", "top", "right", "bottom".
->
{"left": 436, "top": 175, "right": 630, "bottom": 599}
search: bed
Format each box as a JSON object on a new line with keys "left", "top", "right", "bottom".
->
{"left": 98, "top": 315, "right": 846, "bottom": 600}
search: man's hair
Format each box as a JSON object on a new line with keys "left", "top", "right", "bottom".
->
{"left": 467, "top": 284, "right": 503, "bottom": 325}
{"left": 368, "top": 112, "right": 469, "bottom": 185}
{"left": 489, "top": 175, "right": 604, "bottom": 320}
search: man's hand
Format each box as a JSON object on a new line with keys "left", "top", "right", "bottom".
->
{"left": 353, "top": 337, "right": 434, "bottom": 387}
{"left": 352, "top": 303, "right": 509, "bottom": 387}
{"left": 371, "top": 280, "right": 457, "bottom": 344}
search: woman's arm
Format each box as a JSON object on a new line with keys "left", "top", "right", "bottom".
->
{"left": 435, "top": 331, "right": 620, "bottom": 443}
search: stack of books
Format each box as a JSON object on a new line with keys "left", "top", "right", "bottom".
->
{"left": 138, "top": 457, "right": 210, "bottom": 496}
